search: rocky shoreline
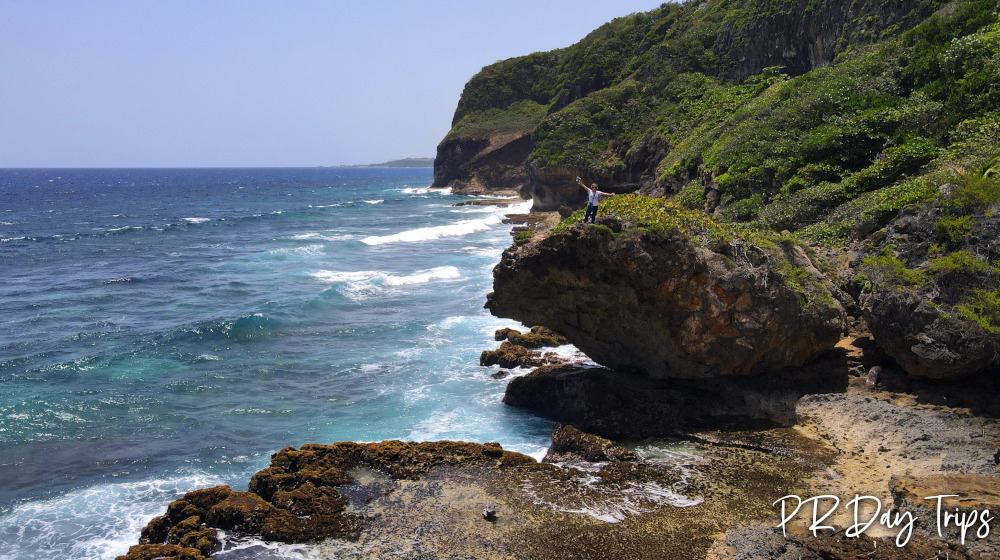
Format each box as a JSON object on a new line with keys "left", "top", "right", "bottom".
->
{"left": 119, "top": 205, "right": 1000, "bottom": 560}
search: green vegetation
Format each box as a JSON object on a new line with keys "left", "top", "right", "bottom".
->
{"left": 513, "top": 230, "right": 535, "bottom": 245}
{"left": 552, "top": 194, "right": 835, "bottom": 304}
{"left": 447, "top": 0, "right": 1000, "bottom": 334}
{"left": 447, "top": 100, "right": 550, "bottom": 140}
{"left": 445, "top": 0, "right": 1000, "bottom": 250}
{"left": 957, "top": 289, "right": 1000, "bottom": 333}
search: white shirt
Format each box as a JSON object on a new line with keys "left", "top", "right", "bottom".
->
{"left": 587, "top": 188, "right": 600, "bottom": 205}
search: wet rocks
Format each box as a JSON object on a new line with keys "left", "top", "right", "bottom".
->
{"left": 114, "top": 543, "right": 208, "bottom": 560}
{"left": 480, "top": 339, "right": 566, "bottom": 369}
{"left": 127, "top": 441, "right": 538, "bottom": 553}
{"left": 131, "top": 485, "right": 232, "bottom": 559}
{"left": 543, "top": 424, "right": 638, "bottom": 463}
{"left": 487, "top": 224, "right": 846, "bottom": 380}
{"left": 480, "top": 341, "right": 545, "bottom": 368}
{"left": 495, "top": 325, "right": 569, "bottom": 348}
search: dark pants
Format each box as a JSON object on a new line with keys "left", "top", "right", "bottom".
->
{"left": 584, "top": 204, "right": 598, "bottom": 223}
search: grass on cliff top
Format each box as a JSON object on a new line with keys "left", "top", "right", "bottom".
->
{"left": 553, "top": 193, "right": 782, "bottom": 249}
{"left": 551, "top": 194, "right": 837, "bottom": 306}
{"left": 446, "top": 99, "right": 550, "bottom": 141}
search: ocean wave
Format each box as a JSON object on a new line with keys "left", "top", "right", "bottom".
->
{"left": 362, "top": 199, "right": 384, "bottom": 205}
{"left": 291, "top": 232, "right": 355, "bottom": 242}
{"left": 401, "top": 186, "right": 450, "bottom": 195}
{"left": 361, "top": 215, "right": 502, "bottom": 245}
{"left": 309, "top": 266, "right": 461, "bottom": 300}
{"left": 449, "top": 206, "right": 500, "bottom": 214}
{"left": 312, "top": 266, "right": 460, "bottom": 286}
{"left": 180, "top": 313, "right": 278, "bottom": 343}
{"left": 0, "top": 472, "right": 224, "bottom": 560}
{"left": 182, "top": 217, "right": 211, "bottom": 224}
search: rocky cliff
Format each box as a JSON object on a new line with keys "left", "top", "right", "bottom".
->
{"left": 487, "top": 198, "right": 846, "bottom": 379}
{"left": 433, "top": 0, "right": 953, "bottom": 209}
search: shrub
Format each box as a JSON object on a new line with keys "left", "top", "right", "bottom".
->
{"left": 957, "top": 289, "right": 1000, "bottom": 333}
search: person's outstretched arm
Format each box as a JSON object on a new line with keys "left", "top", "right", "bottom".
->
{"left": 576, "top": 177, "right": 590, "bottom": 192}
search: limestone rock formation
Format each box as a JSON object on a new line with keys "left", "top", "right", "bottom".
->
{"left": 488, "top": 223, "right": 846, "bottom": 379}
{"left": 494, "top": 325, "right": 568, "bottom": 348}
{"left": 432, "top": 133, "right": 533, "bottom": 196}
{"left": 855, "top": 202, "right": 1000, "bottom": 379}
{"left": 543, "top": 423, "right": 638, "bottom": 463}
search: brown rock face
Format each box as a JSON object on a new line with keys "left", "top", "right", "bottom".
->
{"left": 527, "top": 165, "right": 636, "bottom": 212}
{"left": 543, "top": 424, "right": 638, "bottom": 463}
{"left": 487, "top": 224, "right": 845, "bottom": 379}
{"left": 480, "top": 340, "right": 564, "bottom": 369}
{"left": 432, "top": 133, "right": 533, "bottom": 195}
{"left": 494, "top": 325, "right": 568, "bottom": 348}
{"left": 856, "top": 205, "right": 1000, "bottom": 379}
{"left": 114, "top": 543, "right": 208, "bottom": 560}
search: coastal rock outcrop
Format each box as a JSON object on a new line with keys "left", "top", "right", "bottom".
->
{"left": 487, "top": 220, "right": 846, "bottom": 379}
{"left": 854, "top": 189, "right": 1000, "bottom": 379}
{"left": 432, "top": 133, "right": 533, "bottom": 195}
{"left": 495, "top": 325, "right": 568, "bottom": 348}
{"left": 122, "top": 437, "right": 823, "bottom": 560}
{"left": 543, "top": 423, "right": 638, "bottom": 463}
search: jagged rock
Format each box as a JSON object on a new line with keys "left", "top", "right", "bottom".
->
{"left": 205, "top": 492, "right": 277, "bottom": 534}
{"left": 125, "top": 441, "right": 538, "bottom": 549}
{"left": 509, "top": 326, "right": 569, "bottom": 348}
{"left": 479, "top": 341, "right": 546, "bottom": 368}
{"left": 494, "top": 325, "right": 568, "bottom": 348}
{"left": 494, "top": 327, "right": 519, "bottom": 341}
{"left": 488, "top": 224, "right": 846, "bottom": 379}
{"left": 856, "top": 205, "right": 1000, "bottom": 379}
{"left": 543, "top": 424, "right": 638, "bottom": 463}
{"left": 491, "top": 369, "right": 510, "bottom": 379}
{"left": 138, "top": 515, "right": 171, "bottom": 545}
{"left": 432, "top": 133, "right": 533, "bottom": 195}
{"left": 166, "top": 516, "right": 219, "bottom": 557}
{"left": 139, "top": 485, "right": 231, "bottom": 552}
{"left": 114, "top": 543, "right": 208, "bottom": 560}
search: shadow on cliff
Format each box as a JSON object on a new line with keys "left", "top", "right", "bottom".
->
{"left": 502, "top": 348, "right": 851, "bottom": 440}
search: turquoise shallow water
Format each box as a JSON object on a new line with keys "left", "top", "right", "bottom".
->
{"left": 0, "top": 168, "right": 554, "bottom": 559}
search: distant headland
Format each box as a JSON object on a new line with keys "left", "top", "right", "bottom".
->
{"left": 330, "top": 157, "right": 434, "bottom": 168}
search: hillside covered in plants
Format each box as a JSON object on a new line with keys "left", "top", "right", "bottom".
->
{"left": 439, "top": 0, "right": 1000, "bottom": 379}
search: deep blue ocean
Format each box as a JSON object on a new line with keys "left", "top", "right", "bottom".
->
{"left": 0, "top": 168, "right": 557, "bottom": 559}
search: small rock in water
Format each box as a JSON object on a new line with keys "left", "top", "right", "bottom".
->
{"left": 482, "top": 502, "right": 499, "bottom": 521}
{"left": 866, "top": 366, "right": 882, "bottom": 386}
{"left": 491, "top": 370, "right": 510, "bottom": 380}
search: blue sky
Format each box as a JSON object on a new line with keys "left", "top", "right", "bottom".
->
{"left": 0, "top": 1, "right": 665, "bottom": 167}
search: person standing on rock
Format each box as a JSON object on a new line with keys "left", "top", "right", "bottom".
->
{"left": 576, "top": 177, "right": 614, "bottom": 224}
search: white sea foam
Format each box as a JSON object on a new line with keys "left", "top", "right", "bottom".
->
{"left": 361, "top": 215, "right": 502, "bottom": 245}
{"left": 406, "top": 410, "right": 467, "bottom": 441}
{"left": 182, "top": 217, "right": 211, "bottom": 224}
{"left": 450, "top": 205, "right": 501, "bottom": 213}
{"left": 519, "top": 471, "right": 702, "bottom": 524}
{"left": 291, "top": 232, "right": 355, "bottom": 242}
{"left": 382, "top": 266, "right": 460, "bottom": 286}
{"left": 0, "top": 472, "right": 224, "bottom": 560}
{"left": 310, "top": 266, "right": 461, "bottom": 300}
{"left": 362, "top": 199, "right": 384, "bottom": 204}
